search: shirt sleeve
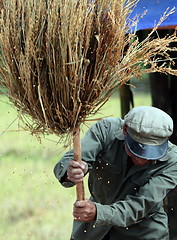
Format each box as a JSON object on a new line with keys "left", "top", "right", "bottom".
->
{"left": 95, "top": 161, "right": 177, "bottom": 228}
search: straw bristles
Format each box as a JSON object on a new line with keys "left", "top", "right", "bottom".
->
{"left": 0, "top": 0, "right": 177, "bottom": 138}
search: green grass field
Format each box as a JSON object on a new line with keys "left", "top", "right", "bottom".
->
{"left": 0, "top": 93, "right": 151, "bottom": 240}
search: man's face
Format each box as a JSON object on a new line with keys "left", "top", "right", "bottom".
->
{"left": 125, "top": 145, "right": 150, "bottom": 166}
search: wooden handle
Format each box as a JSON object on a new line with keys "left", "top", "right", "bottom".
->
{"left": 73, "top": 127, "right": 85, "bottom": 201}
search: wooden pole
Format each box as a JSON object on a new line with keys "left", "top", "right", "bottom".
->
{"left": 119, "top": 84, "right": 134, "bottom": 118}
{"left": 73, "top": 126, "right": 85, "bottom": 201}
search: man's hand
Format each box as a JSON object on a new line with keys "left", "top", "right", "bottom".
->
{"left": 67, "top": 160, "right": 88, "bottom": 183}
{"left": 73, "top": 199, "right": 96, "bottom": 222}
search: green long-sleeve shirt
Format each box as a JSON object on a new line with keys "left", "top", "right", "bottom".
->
{"left": 54, "top": 118, "right": 177, "bottom": 240}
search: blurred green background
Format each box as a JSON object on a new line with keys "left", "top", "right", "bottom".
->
{"left": 0, "top": 91, "right": 151, "bottom": 240}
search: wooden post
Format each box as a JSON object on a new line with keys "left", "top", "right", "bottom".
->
{"left": 119, "top": 84, "right": 134, "bottom": 118}
{"left": 73, "top": 127, "right": 85, "bottom": 201}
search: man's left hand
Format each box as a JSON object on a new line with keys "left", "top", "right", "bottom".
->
{"left": 73, "top": 199, "right": 96, "bottom": 222}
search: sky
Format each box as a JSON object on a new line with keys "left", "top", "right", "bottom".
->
{"left": 130, "top": 0, "right": 177, "bottom": 30}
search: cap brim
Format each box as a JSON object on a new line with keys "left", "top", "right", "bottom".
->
{"left": 125, "top": 132, "right": 168, "bottom": 160}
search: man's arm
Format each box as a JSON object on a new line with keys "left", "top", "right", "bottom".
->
{"left": 53, "top": 118, "right": 112, "bottom": 187}
{"left": 95, "top": 162, "right": 177, "bottom": 227}
{"left": 73, "top": 161, "right": 177, "bottom": 226}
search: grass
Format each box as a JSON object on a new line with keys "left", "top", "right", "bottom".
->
{"left": 0, "top": 92, "right": 151, "bottom": 240}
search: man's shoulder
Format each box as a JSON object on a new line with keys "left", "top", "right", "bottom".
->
{"left": 99, "top": 117, "right": 124, "bottom": 129}
{"left": 86, "top": 117, "right": 124, "bottom": 142}
{"left": 97, "top": 117, "right": 124, "bottom": 142}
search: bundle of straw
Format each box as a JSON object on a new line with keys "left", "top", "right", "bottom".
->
{"left": 0, "top": 0, "right": 177, "bottom": 200}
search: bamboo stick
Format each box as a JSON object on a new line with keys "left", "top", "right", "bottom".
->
{"left": 73, "top": 127, "right": 85, "bottom": 201}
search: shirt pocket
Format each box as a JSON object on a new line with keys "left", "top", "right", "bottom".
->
{"left": 96, "top": 152, "right": 123, "bottom": 174}
{"left": 100, "top": 143, "right": 125, "bottom": 174}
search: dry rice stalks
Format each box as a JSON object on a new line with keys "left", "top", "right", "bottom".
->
{"left": 0, "top": 0, "right": 177, "bottom": 139}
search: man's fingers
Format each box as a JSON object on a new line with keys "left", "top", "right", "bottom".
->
{"left": 68, "top": 160, "right": 81, "bottom": 168}
{"left": 74, "top": 200, "right": 87, "bottom": 208}
{"left": 67, "top": 176, "right": 83, "bottom": 183}
{"left": 73, "top": 201, "right": 89, "bottom": 217}
{"left": 80, "top": 162, "right": 88, "bottom": 173}
{"left": 73, "top": 200, "right": 96, "bottom": 222}
{"left": 67, "top": 160, "right": 88, "bottom": 183}
{"left": 67, "top": 167, "right": 84, "bottom": 182}
{"left": 68, "top": 160, "right": 88, "bottom": 173}
{"left": 67, "top": 162, "right": 85, "bottom": 176}
{"left": 67, "top": 167, "right": 84, "bottom": 176}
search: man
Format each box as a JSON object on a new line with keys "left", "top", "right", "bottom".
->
{"left": 54, "top": 106, "right": 177, "bottom": 240}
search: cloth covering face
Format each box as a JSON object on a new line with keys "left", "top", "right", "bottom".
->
{"left": 54, "top": 118, "right": 177, "bottom": 240}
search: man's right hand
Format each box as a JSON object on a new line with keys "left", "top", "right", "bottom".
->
{"left": 67, "top": 160, "right": 88, "bottom": 184}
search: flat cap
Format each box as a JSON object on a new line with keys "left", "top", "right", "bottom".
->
{"left": 124, "top": 106, "right": 173, "bottom": 160}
